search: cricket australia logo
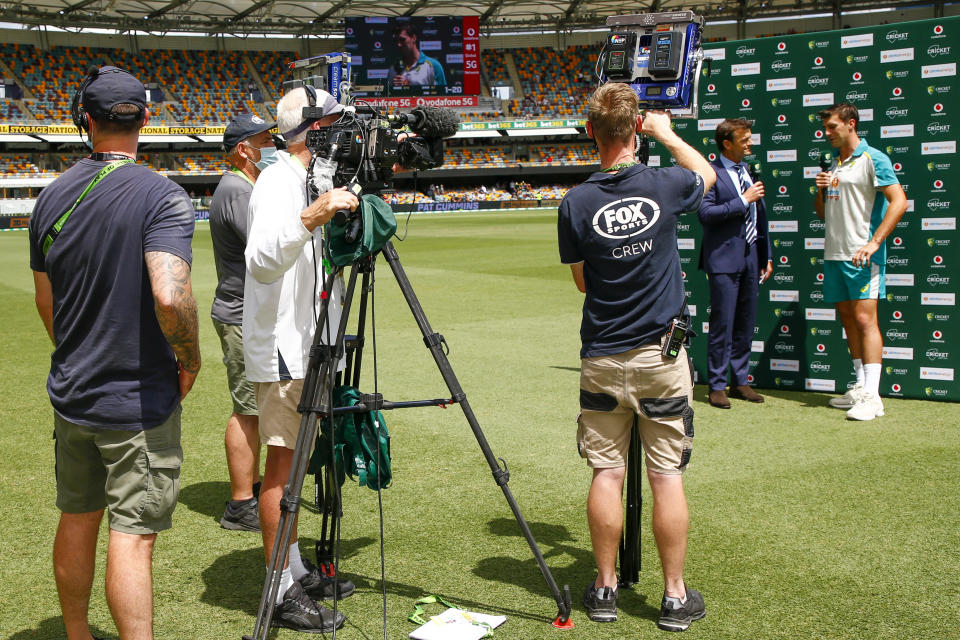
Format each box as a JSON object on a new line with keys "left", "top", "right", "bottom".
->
{"left": 592, "top": 197, "right": 661, "bottom": 239}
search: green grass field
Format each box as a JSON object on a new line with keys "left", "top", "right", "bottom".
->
{"left": 1, "top": 210, "right": 958, "bottom": 639}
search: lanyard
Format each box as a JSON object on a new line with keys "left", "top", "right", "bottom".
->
{"left": 231, "top": 167, "right": 255, "bottom": 186}
{"left": 42, "top": 159, "right": 133, "bottom": 257}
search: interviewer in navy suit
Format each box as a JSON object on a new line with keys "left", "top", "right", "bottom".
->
{"left": 698, "top": 118, "right": 773, "bottom": 408}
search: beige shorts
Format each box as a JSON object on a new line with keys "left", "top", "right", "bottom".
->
{"left": 577, "top": 343, "right": 693, "bottom": 475}
{"left": 255, "top": 380, "right": 315, "bottom": 452}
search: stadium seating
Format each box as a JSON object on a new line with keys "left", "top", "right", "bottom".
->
{"left": 0, "top": 154, "right": 58, "bottom": 178}
{"left": 0, "top": 42, "right": 603, "bottom": 126}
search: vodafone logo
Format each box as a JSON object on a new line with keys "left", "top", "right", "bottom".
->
{"left": 707, "top": 83, "right": 716, "bottom": 92}
{"left": 814, "top": 56, "right": 824, "bottom": 65}
{"left": 934, "top": 103, "right": 944, "bottom": 112}
{"left": 893, "top": 310, "right": 903, "bottom": 320}
{"left": 780, "top": 325, "right": 790, "bottom": 334}
{"left": 893, "top": 162, "right": 903, "bottom": 171}
{"left": 373, "top": 41, "right": 382, "bottom": 49}
{"left": 893, "top": 237, "right": 903, "bottom": 246}
{"left": 815, "top": 130, "right": 824, "bottom": 138}
{"left": 816, "top": 344, "right": 826, "bottom": 352}
{"left": 345, "top": 27, "right": 354, "bottom": 35}
{"left": 934, "top": 25, "right": 944, "bottom": 35}
{"left": 453, "top": 25, "right": 461, "bottom": 34}
{"left": 778, "top": 114, "right": 787, "bottom": 123}
{"left": 892, "top": 87, "right": 903, "bottom": 97}
{"left": 708, "top": 153, "right": 717, "bottom": 161}
{"left": 852, "top": 71, "right": 862, "bottom": 81}
{"left": 742, "top": 98, "right": 751, "bottom": 107}
{"left": 778, "top": 185, "right": 788, "bottom": 194}
{"left": 681, "top": 271, "right": 687, "bottom": 279}
{"left": 933, "top": 330, "right": 943, "bottom": 339}
{"left": 747, "top": 374, "right": 755, "bottom": 383}
{"left": 817, "top": 273, "right": 824, "bottom": 282}
{"left": 779, "top": 255, "right": 789, "bottom": 265}
{"left": 934, "top": 179, "right": 944, "bottom": 189}
{"left": 777, "top": 42, "right": 786, "bottom": 51}
{"left": 933, "top": 255, "right": 944, "bottom": 265}
{"left": 892, "top": 383, "right": 902, "bottom": 393}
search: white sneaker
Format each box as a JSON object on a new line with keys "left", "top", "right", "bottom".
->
{"left": 829, "top": 384, "right": 864, "bottom": 409}
{"left": 846, "top": 391, "right": 885, "bottom": 421}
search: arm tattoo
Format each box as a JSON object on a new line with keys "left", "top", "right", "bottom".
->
{"left": 145, "top": 251, "right": 201, "bottom": 374}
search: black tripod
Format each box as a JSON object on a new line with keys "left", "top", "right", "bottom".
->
{"left": 244, "top": 240, "right": 572, "bottom": 640}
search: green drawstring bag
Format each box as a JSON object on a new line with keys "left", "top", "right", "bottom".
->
{"left": 324, "top": 194, "right": 397, "bottom": 267}
{"left": 310, "top": 385, "right": 392, "bottom": 491}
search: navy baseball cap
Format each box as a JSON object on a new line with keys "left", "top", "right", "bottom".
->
{"left": 223, "top": 113, "right": 276, "bottom": 151}
{"left": 82, "top": 66, "right": 147, "bottom": 118}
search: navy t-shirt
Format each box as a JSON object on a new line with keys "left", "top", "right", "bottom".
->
{"left": 558, "top": 163, "right": 704, "bottom": 358}
{"left": 29, "top": 158, "right": 195, "bottom": 430}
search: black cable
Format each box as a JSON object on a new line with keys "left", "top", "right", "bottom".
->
{"left": 394, "top": 171, "right": 416, "bottom": 242}
{"left": 369, "top": 260, "right": 390, "bottom": 640}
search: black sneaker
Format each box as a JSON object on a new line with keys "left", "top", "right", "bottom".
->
{"left": 273, "top": 581, "right": 346, "bottom": 633}
{"left": 582, "top": 584, "right": 617, "bottom": 622}
{"left": 299, "top": 557, "right": 356, "bottom": 601}
{"left": 219, "top": 497, "right": 260, "bottom": 531}
{"left": 658, "top": 588, "right": 706, "bottom": 632}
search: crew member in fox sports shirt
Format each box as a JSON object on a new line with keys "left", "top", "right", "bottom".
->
{"left": 814, "top": 102, "right": 907, "bottom": 422}
{"left": 558, "top": 82, "right": 716, "bottom": 633}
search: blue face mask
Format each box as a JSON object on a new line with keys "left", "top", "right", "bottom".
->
{"left": 253, "top": 145, "right": 279, "bottom": 171}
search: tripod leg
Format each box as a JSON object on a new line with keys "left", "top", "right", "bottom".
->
{"left": 380, "top": 242, "right": 572, "bottom": 624}
{"left": 245, "top": 266, "right": 361, "bottom": 640}
{"left": 619, "top": 418, "right": 642, "bottom": 587}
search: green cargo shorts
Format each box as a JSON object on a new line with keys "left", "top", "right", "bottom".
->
{"left": 53, "top": 406, "right": 182, "bottom": 534}
{"left": 213, "top": 319, "right": 258, "bottom": 416}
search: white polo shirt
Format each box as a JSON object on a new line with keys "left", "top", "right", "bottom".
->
{"left": 823, "top": 139, "right": 899, "bottom": 265}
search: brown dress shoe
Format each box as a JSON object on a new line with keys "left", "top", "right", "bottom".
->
{"left": 708, "top": 389, "right": 731, "bottom": 409}
{"left": 729, "top": 385, "right": 764, "bottom": 403}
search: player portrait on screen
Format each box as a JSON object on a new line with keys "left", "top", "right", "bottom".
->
{"left": 388, "top": 23, "right": 447, "bottom": 88}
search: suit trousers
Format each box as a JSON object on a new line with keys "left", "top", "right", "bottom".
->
{"left": 707, "top": 242, "right": 759, "bottom": 390}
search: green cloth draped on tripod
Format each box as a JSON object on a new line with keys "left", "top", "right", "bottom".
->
{"left": 309, "top": 385, "right": 392, "bottom": 490}
{"left": 324, "top": 194, "right": 397, "bottom": 267}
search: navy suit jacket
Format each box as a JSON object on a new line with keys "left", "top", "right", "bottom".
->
{"left": 697, "top": 158, "right": 772, "bottom": 274}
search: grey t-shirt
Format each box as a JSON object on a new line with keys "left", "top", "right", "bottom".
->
{"left": 210, "top": 170, "right": 253, "bottom": 325}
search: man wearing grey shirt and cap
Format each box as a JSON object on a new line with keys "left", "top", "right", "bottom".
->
{"left": 210, "top": 113, "right": 277, "bottom": 531}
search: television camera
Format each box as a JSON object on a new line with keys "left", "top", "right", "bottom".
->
{"left": 286, "top": 52, "right": 459, "bottom": 242}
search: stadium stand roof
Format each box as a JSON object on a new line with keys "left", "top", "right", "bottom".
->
{"left": 0, "top": 0, "right": 943, "bottom": 38}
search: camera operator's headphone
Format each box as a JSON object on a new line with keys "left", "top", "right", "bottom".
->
{"left": 303, "top": 82, "right": 318, "bottom": 107}
{"left": 70, "top": 66, "right": 101, "bottom": 134}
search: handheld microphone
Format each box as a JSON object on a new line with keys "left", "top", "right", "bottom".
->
{"left": 818, "top": 152, "right": 833, "bottom": 198}
{"left": 818, "top": 152, "right": 832, "bottom": 172}
{"left": 749, "top": 162, "right": 761, "bottom": 182}
{"left": 387, "top": 106, "right": 460, "bottom": 139}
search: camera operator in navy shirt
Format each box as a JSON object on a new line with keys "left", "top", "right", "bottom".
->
{"left": 557, "top": 83, "right": 715, "bottom": 632}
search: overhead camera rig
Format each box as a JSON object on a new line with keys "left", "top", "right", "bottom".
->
{"left": 599, "top": 11, "right": 706, "bottom": 118}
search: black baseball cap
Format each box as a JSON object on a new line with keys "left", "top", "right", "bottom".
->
{"left": 82, "top": 66, "right": 147, "bottom": 118}
{"left": 223, "top": 113, "right": 276, "bottom": 151}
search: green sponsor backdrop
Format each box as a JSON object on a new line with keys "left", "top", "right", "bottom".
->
{"left": 664, "top": 16, "right": 958, "bottom": 401}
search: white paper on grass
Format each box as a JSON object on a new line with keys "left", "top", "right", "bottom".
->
{"left": 409, "top": 608, "right": 506, "bottom": 640}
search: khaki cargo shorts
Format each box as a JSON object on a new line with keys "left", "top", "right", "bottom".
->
{"left": 577, "top": 343, "right": 693, "bottom": 475}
